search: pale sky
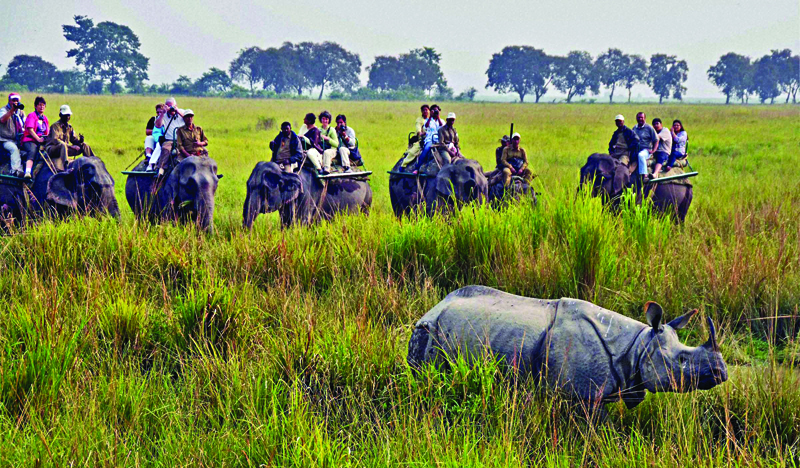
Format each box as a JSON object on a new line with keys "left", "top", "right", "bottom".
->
{"left": 2, "top": 0, "right": 798, "bottom": 100}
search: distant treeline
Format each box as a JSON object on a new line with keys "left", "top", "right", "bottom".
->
{"left": 0, "top": 15, "right": 797, "bottom": 104}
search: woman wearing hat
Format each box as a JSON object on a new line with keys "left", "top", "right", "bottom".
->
{"left": 44, "top": 104, "right": 94, "bottom": 172}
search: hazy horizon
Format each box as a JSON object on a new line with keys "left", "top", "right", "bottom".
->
{"left": 2, "top": 0, "right": 798, "bottom": 100}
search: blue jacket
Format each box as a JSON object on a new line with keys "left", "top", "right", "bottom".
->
{"left": 270, "top": 131, "right": 303, "bottom": 164}
{"left": 608, "top": 125, "right": 639, "bottom": 159}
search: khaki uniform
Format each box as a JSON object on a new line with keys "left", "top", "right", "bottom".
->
{"left": 499, "top": 146, "right": 532, "bottom": 186}
{"left": 175, "top": 125, "right": 208, "bottom": 160}
{"left": 401, "top": 116, "right": 428, "bottom": 168}
{"left": 44, "top": 121, "right": 94, "bottom": 171}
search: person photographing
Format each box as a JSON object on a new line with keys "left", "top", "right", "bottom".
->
{"left": 0, "top": 93, "right": 25, "bottom": 177}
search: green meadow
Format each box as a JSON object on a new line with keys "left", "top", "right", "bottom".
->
{"left": 0, "top": 95, "right": 798, "bottom": 466}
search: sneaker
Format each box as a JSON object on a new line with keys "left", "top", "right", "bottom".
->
{"left": 343, "top": 167, "right": 352, "bottom": 173}
{"left": 320, "top": 169, "right": 330, "bottom": 176}
{"left": 146, "top": 164, "right": 155, "bottom": 172}
{"left": 412, "top": 170, "right": 419, "bottom": 175}
{"left": 23, "top": 172, "right": 32, "bottom": 179}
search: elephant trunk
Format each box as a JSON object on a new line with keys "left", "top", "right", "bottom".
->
{"left": 243, "top": 191, "right": 262, "bottom": 229}
{"left": 195, "top": 192, "right": 215, "bottom": 232}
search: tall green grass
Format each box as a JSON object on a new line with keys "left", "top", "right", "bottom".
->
{"left": 0, "top": 98, "right": 798, "bottom": 465}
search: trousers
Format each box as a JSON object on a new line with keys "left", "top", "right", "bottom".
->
{"left": 45, "top": 141, "right": 94, "bottom": 172}
{"left": 2, "top": 140, "right": 22, "bottom": 172}
{"left": 636, "top": 149, "right": 650, "bottom": 175}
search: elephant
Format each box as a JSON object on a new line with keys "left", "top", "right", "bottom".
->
{"left": 424, "top": 158, "right": 488, "bottom": 216}
{"left": 485, "top": 173, "right": 536, "bottom": 206}
{"left": 243, "top": 161, "right": 372, "bottom": 228}
{"left": 125, "top": 156, "right": 219, "bottom": 231}
{"left": 388, "top": 150, "right": 446, "bottom": 217}
{"left": 579, "top": 153, "right": 693, "bottom": 223}
{"left": 0, "top": 156, "right": 119, "bottom": 228}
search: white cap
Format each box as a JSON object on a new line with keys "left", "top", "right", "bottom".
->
{"left": 614, "top": 114, "right": 625, "bottom": 121}
{"left": 184, "top": 109, "right": 195, "bottom": 116}
{"left": 59, "top": 105, "right": 72, "bottom": 115}
{"left": 447, "top": 112, "right": 456, "bottom": 119}
{"left": 511, "top": 132, "right": 521, "bottom": 140}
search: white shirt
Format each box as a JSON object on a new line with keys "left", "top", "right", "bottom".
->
{"left": 161, "top": 109, "right": 185, "bottom": 141}
{"left": 423, "top": 118, "right": 444, "bottom": 145}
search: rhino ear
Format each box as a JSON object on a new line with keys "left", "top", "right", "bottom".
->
{"left": 667, "top": 308, "right": 698, "bottom": 330}
{"left": 645, "top": 301, "right": 663, "bottom": 331}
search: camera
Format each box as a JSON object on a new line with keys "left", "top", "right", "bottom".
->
{"left": 13, "top": 103, "right": 24, "bottom": 110}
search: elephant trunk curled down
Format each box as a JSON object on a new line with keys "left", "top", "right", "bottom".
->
{"left": 243, "top": 161, "right": 372, "bottom": 228}
{"left": 125, "top": 156, "right": 219, "bottom": 231}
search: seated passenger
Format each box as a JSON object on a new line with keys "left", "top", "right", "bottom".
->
{"left": 0, "top": 93, "right": 26, "bottom": 176}
{"left": 413, "top": 104, "right": 445, "bottom": 174}
{"left": 437, "top": 112, "right": 461, "bottom": 161}
{"left": 666, "top": 120, "right": 688, "bottom": 170}
{"left": 269, "top": 121, "right": 303, "bottom": 172}
{"left": 145, "top": 104, "right": 166, "bottom": 171}
{"left": 154, "top": 97, "right": 186, "bottom": 173}
{"left": 297, "top": 112, "right": 324, "bottom": 174}
{"left": 175, "top": 110, "right": 208, "bottom": 160}
{"left": 332, "top": 114, "right": 355, "bottom": 173}
{"left": 20, "top": 96, "right": 49, "bottom": 179}
{"left": 401, "top": 104, "right": 430, "bottom": 169}
{"left": 318, "top": 111, "right": 339, "bottom": 173}
{"left": 500, "top": 133, "right": 532, "bottom": 187}
{"left": 44, "top": 105, "right": 94, "bottom": 172}
{"left": 650, "top": 118, "right": 672, "bottom": 178}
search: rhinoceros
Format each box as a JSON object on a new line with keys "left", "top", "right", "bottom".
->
{"left": 407, "top": 286, "right": 728, "bottom": 408}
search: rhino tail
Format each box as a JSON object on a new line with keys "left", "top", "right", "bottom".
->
{"left": 407, "top": 324, "right": 433, "bottom": 369}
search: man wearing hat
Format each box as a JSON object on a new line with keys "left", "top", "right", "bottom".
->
{"left": 437, "top": 112, "right": 461, "bottom": 161}
{"left": 44, "top": 104, "right": 94, "bottom": 172}
{"left": 495, "top": 135, "right": 510, "bottom": 170}
{"left": 0, "top": 93, "right": 26, "bottom": 176}
{"left": 175, "top": 109, "right": 208, "bottom": 160}
{"left": 607, "top": 114, "right": 639, "bottom": 166}
{"left": 499, "top": 133, "right": 532, "bottom": 187}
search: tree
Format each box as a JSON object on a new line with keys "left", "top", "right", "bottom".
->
{"left": 281, "top": 42, "right": 314, "bottom": 95}
{"left": 254, "top": 46, "right": 295, "bottom": 94}
{"left": 552, "top": 51, "right": 600, "bottom": 103}
{"left": 621, "top": 55, "right": 647, "bottom": 103}
{"left": 455, "top": 87, "right": 478, "bottom": 101}
{"left": 52, "top": 69, "right": 88, "bottom": 94}
{"left": 401, "top": 48, "right": 445, "bottom": 94}
{"left": 195, "top": 68, "right": 232, "bottom": 94}
{"left": 305, "top": 42, "right": 361, "bottom": 100}
{"left": 229, "top": 47, "right": 263, "bottom": 93}
{"left": 367, "top": 56, "right": 405, "bottom": 90}
{"left": 647, "top": 54, "right": 688, "bottom": 104}
{"left": 170, "top": 76, "right": 194, "bottom": 95}
{"left": 750, "top": 54, "right": 781, "bottom": 104}
{"left": 595, "top": 49, "right": 630, "bottom": 103}
{"left": 63, "top": 15, "right": 149, "bottom": 95}
{"left": 707, "top": 53, "right": 752, "bottom": 104}
{"left": 485, "top": 46, "right": 554, "bottom": 103}
{"left": 768, "top": 49, "right": 800, "bottom": 103}
{"left": 5, "top": 55, "right": 58, "bottom": 91}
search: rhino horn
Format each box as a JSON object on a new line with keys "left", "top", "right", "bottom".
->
{"left": 703, "top": 317, "right": 719, "bottom": 351}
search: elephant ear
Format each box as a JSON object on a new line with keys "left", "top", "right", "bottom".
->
{"left": 46, "top": 170, "right": 78, "bottom": 209}
{"left": 436, "top": 176, "right": 454, "bottom": 199}
{"left": 280, "top": 172, "right": 303, "bottom": 205}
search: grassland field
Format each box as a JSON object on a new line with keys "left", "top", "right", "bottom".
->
{"left": 0, "top": 95, "right": 798, "bottom": 466}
